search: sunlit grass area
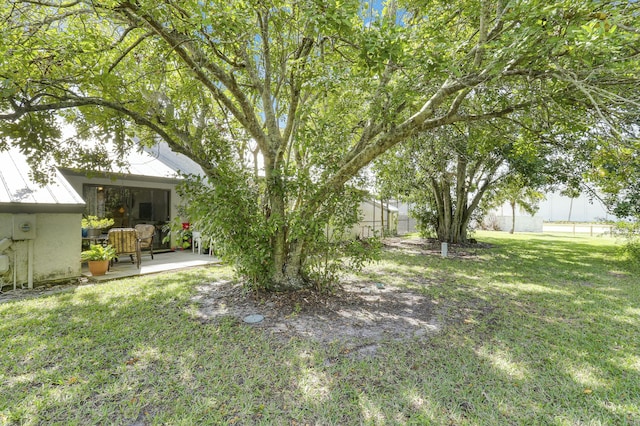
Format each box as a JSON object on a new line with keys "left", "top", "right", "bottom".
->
{"left": 1, "top": 232, "right": 639, "bottom": 425}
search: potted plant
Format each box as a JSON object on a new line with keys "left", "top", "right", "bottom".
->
{"left": 82, "top": 216, "right": 115, "bottom": 238}
{"left": 81, "top": 244, "right": 116, "bottom": 276}
{"left": 161, "top": 220, "right": 192, "bottom": 250}
{"left": 179, "top": 227, "right": 192, "bottom": 250}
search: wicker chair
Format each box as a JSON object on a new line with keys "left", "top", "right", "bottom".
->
{"left": 135, "top": 224, "right": 155, "bottom": 260}
{"left": 108, "top": 228, "right": 141, "bottom": 268}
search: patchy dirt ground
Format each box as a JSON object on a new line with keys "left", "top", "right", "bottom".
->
{"left": 192, "top": 238, "right": 494, "bottom": 354}
{"left": 383, "top": 236, "right": 493, "bottom": 257}
{"left": 0, "top": 279, "right": 88, "bottom": 303}
{"left": 1, "top": 238, "right": 494, "bottom": 356}
{"left": 193, "top": 279, "right": 443, "bottom": 346}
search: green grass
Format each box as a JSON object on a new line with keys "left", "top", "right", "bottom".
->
{"left": 2, "top": 232, "right": 639, "bottom": 425}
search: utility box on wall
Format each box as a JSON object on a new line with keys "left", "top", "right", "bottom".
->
{"left": 12, "top": 214, "right": 37, "bottom": 240}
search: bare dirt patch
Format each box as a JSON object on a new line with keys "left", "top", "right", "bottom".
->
{"left": 193, "top": 280, "right": 444, "bottom": 347}
{"left": 193, "top": 238, "right": 494, "bottom": 350}
{"left": 383, "top": 236, "right": 493, "bottom": 258}
{"left": 0, "top": 279, "right": 87, "bottom": 304}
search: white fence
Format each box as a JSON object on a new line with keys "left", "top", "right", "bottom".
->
{"left": 542, "top": 223, "right": 614, "bottom": 236}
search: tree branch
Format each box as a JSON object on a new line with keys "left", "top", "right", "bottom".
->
{"left": 257, "top": 9, "right": 280, "bottom": 149}
{"left": 17, "top": 0, "right": 81, "bottom": 7}
{"left": 116, "top": 2, "right": 267, "bottom": 152}
{"left": 279, "top": 37, "right": 314, "bottom": 166}
{"left": 108, "top": 31, "right": 153, "bottom": 73}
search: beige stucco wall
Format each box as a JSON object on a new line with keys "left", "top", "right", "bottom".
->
{"left": 341, "top": 201, "right": 397, "bottom": 239}
{"left": 0, "top": 213, "right": 82, "bottom": 289}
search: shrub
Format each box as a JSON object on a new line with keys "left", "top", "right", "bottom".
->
{"left": 613, "top": 221, "right": 640, "bottom": 265}
{"left": 81, "top": 216, "right": 115, "bottom": 229}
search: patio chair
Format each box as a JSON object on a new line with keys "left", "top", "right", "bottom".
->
{"left": 135, "top": 224, "right": 155, "bottom": 260}
{"left": 108, "top": 228, "right": 141, "bottom": 268}
{"left": 192, "top": 231, "right": 214, "bottom": 256}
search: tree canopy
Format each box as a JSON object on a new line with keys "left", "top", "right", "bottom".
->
{"left": 374, "top": 119, "right": 551, "bottom": 242}
{"left": 1, "top": 0, "right": 639, "bottom": 290}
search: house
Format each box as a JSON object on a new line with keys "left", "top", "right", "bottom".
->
{"left": 1, "top": 141, "right": 393, "bottom": 289}
{"left": 0, "top": 148, "right": 86, "bottom": 290}
{"left": 59, "top": 142, "right": 204, "bottom": 252}
{"left": 0, "top": 142, "right": 205, "bottom": 290}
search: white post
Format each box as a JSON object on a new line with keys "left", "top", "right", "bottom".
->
{"left": 28, "top": 240, "right": 34, "bottom": 289}
{"left": 441, "top": 242, "right": 448, "bottom": 258}
{"left": 13, "top": 251, "right": 17, "bottom": 291}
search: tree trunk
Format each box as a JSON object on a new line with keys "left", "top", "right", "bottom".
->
{"left": 435, "top": 208, "right": 470, "bottom": 243}
{"left": 434, "top": 202, "right": 473, "bottom": 243}
{"left": 430, "top": 163, "right": 475, "bottom": 244}
{"left": 436, "top": 209, "right": 449, "bottom": 242}
{"left": 428, "top": 164, "right": 495, "bottom": 244}
{"left": 265, "top": 170, "right": 307, "bottom": 291}
{"left": 441, "top": 179, "right": 452, "bottom": 242}
{"left": 267, "top": 217, "right": 310, "bottom": 291}
{"left": 451, "top": 153, "right": 468, "bottom": 243}
{"left": 510, "top": 201, "right": 516, "bottom": 234}
{"left": 568, "top": 197, "right": 574, "bottom": 222}
{"left": 271, "top": 239, "right": 307, "bottom": 291}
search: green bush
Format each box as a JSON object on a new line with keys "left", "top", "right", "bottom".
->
{"left": 176, "top": 172, "right": 378, "bottom": 291}
{"left": 613, "top": 221, "right": 640, "bottom": 265}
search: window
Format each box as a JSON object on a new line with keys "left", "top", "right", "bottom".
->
{"left": 83, "top": 184, "right": 171, "bottom": 248}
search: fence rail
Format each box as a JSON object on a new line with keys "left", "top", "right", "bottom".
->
{"left": 361, "top": 216, "right": 613, "bottom": 238}
{"left": 542, "top": 223, "right": 614, "bottom": 236}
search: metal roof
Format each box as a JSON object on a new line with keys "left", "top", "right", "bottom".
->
{"left": 362, "top": 198, "right": 399, "bottom": 212}
{"left": 142, "top": 142, "right": 205, "bottom": 177}
{"left": 59, "top": 142, "right": 205, "bottom": 182}
{"left": 116, "top": 147, "right": 185, "bottom": 179}
{"left": 0, "top": 148, "right": 85, "bottom": 213}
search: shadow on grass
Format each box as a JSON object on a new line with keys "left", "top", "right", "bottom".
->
{"left": 1, "top": 235, "right": 639, "bottom": 424}
{"left": 346, "top": 234, "right": 640, "bottom": 423}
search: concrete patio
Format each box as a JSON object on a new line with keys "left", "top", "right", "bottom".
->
{"left": 82, "top": 249, "right": 222, "bottom": 282}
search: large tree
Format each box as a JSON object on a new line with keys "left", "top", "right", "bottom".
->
{"left": 375, "top": 123, "right": 507, "bottom": 243}
{"left": 1, "top": 0, "right": 638, "bottom": 290}
{"left": 374, "top": 116, "right": 562, "bottom": 242}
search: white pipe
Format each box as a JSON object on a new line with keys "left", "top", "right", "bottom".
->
{"left": 13, "top": 251, "right": 17, "bottom": 291}
{"left": 28, "top": 240, "right": 34, "bottom": 289}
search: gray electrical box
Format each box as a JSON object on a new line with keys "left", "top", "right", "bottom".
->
{"left": 13, "top": 214, "right": 37, "bottom": 240}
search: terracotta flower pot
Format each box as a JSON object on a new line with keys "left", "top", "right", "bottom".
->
{"left": 88, "top": 260, "right": 109, "bottom": 276}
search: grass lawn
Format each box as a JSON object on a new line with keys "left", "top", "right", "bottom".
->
{"left": 1, "top": 231, "right": 639, "bottom": 425}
